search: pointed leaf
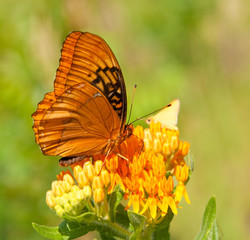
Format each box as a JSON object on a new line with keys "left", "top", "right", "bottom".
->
{"left": 32, "top": 222, "right": 69, "bottom": 240}
{"left": 152, "top": 210, "right": 174, "bottom": 240}
{"left": 109, "top": 186, "right": 124, "bottom": 222}
{"left": 127, "top": 211, "right": 146, "bottom": 239}
{"left": 128, "top": 211, "right": 146, "bottom": 231}
{"left": 195, "top": 196, "right": 220, "bottom": 240}
{"left": 116, "top": 204, "right": 130, "bottom": 229}
{"left": 59, "top": 221, "right": 96, "bottom": 239}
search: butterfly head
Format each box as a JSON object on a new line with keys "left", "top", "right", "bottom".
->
{"left": 124, "top": 124, "right": 134, "bottom": 137}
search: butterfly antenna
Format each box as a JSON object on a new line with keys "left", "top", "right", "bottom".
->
{"left": 130, "top": 104, "right": 171, "bottom": 125}
{"left": 127, "top": 84, "right": 137, "bottom": 124}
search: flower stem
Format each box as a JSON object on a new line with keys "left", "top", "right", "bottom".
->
{"left": 97, "top": 218, "right": 131, "bottom": 239}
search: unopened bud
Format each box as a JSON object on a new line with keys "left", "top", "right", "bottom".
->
{"left": 144, "top": 138, "right": 151, "bottom": 152}
{"left": 182, "top": 141, "right": 190, "bottom": 156}
{"left": 171, "top": 135, "right": 179, "bottom": 151}
{"left": 100, "top": 170, "right": 111, "bottom": 187}
{"left": 144, "top": 128, "right": 152, "bottom": 141}
{"left": 51, "top": 180, "right": 65, "bottom": 196}
{"left": 64, "top": 202, "right": 73, "bottom": 213}
{"left": 94, "top": 160, "right": 104, "bottom": 175}
{"left": 62, "top": 180, "right": 72, "bottom": 193}
{"left": 73, "top": 165, "right": 83, "bottom": 180}
{"left": 92, "top": 176, "right": 104, "bottom": 190}
{"left": 93, "top": 188, "right": 104, "bottom": 204}
{"left": 63, "top": 173, "right": 74, "bottom": 186}
{"left": 163, "top": 142, "right": 172, "bottom": 156}
{"left": 155, "top": 132, "right": 163, "bottom": 142}
{"left": 54, "top": 205, "right": 65, "bottom": 217}
{"left": 153, "top": 138, "right": 162, "bottom": 153}
{"left": 75, "top": 189, "right": 85, "bottom": 201}
{"left": 77, "top": 170, "right": 89, "bottom": 187}
{"left": 71, "top": 185, "right": 80, "bottom": 193}
{"left": 83, "top": 161, "right": 95, "bottom": 181}
{"left": 83, "top": 186, "right": 92, "bottom": 198}
{"left": 46, "top": 190, "right": 56, "bottom": 209}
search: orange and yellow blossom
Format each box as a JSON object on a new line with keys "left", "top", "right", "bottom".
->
{"left": 45, "top": 122, "right": 191, "bottom": 221}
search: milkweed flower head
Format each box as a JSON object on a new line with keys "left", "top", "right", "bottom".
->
{"left": 46, "top": 122, "right": 191, "bottom": 222}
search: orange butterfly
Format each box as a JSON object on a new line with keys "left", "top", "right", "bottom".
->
{"left": 32, "top": 32, "right": 133, "bottom": 166}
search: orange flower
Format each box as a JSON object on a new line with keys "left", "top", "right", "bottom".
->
{"left": 46, "top": 122, "right": 191, "bottom": 221}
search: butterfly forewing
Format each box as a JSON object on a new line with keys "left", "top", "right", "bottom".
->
{"left": 54, "top": 32, "right": 127, "bottom": 131}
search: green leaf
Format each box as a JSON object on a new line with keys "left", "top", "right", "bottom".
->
{"left": 152, "top": 210, "right": 174, "bottom": 240}
{"left": 127, "top": 211, "right": 146, "bottom": 240}
{"left": 115, "top": 204, "right": 130, "bottom": 229}
{"left": 108, "top": 186, "right": 124, "bottom": 222}
{"left": 59, "top": 221, "right": 96, "bottom": 239}
{"left": 128, "top": 211, "right": 146, "bottom": 231}
{"left": 195, "top": 196, "right": 220, "bottom": 240}
{"left": 32, "top": 222, "right": 69, "bottom": 240}
{"left": 32, "top": 221, "right": 97, "bottom": 240}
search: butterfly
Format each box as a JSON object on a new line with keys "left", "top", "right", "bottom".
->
{"left": 146, "top": 99, "right": 180, "bottom": 130}
{"left": 32, "top": 31, "right": 133, "bottom": 167}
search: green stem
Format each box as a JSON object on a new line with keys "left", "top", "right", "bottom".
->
{"left": 87, "top": 199, "right": 96, "bottom": 213}
{"left": 140, "top": 225, "right": 154, "bottom": 240}
{"left": 97, "top": 218, "right": 131, "bottom": 239}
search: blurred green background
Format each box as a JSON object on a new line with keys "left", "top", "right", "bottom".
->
{"left": 1, "top": 0, "right": 249, "bottom": 239}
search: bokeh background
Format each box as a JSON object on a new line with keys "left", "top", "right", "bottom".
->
{"left": 1, "top": 0, "right": 250, "bottom": 239}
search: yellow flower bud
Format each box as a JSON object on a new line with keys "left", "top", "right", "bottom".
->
{"left": 144, "top": 138, "right": 151, "bottom": 152}
{"left": 92, "top": 176, "right": 104, "bottom": 190}
{"left": 155, "top": 131, "right": 163, "bottom": 142}
{"left": 63, "top": 173, "right": 75, "bottom": 186}
{"left": 182, "top": 141, "right": 190, "bottom": 156}
{"left": 153, "top": 138, "right": 162, "bottom": 153}
{"left": 94, "top": 160, "right": 104, "bottom": 175}
{"left": 73, "top": 165, "right": 83, "bottom": 180}
{"left": 62, "top": 180, "right": 72, "bottom": 193}
{"left": 75, "top": 189, "right": 85, "bottom": 201}
{"left": 83, "top": 161, "right": 95, "bottom": 181}
{"left": 93, "top": 188, "right": 104, "bottom": 204}
{"left": 171, "top": 135, "right": 179, "bottom": 151}
{"left": 55, "top": 193, "right": 69, "bottom": 206}
{"left": 68, "top": 192, "right": 78, "bottom": 207}
{"left": 77, "top": 170, "right": 89, "bottom": 187}
{"left": 64, "top": 202, "right": 73, "bottom": 213}
{"left": 162, "top": 142, "right": 172, "bottom": 156}
{"left": 51, "top": 180, "right": 65, "bottom": 196}
{"left": 54, "top": 205, "right": 65, "bottom": 217}
{"left": 144, "top": 128, "right": 152, "bottom": 141}
{"left": 71, "top": 185, "right": 80, "bottom": 193}
{"left": 46, "top": 190, "right": 56, "bottom": 209}
{"left": 83, "top": 186, "right": 92, "bottom": 198}
{"left": 100, "top": 169, "right": 111, "bottom": 187}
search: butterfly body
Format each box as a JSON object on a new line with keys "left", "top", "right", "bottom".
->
{"left": 32, "top": 31, "right": 131, "bottom": 166}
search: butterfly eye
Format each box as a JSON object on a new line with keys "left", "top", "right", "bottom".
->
{"left": 146, "top": 118, "right": 151, "bottom": 124}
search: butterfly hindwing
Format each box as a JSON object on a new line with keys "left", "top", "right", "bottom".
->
{"left": 32, "top": 82, "right": 121, "bottom": 157}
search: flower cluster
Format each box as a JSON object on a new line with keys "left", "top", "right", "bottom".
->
{"left": 46, "top": 122, "right": 191, "bottom": 222}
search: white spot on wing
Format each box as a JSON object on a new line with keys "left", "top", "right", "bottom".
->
{"left": 93, "top": 92, "right": 102, "bottom": 99}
